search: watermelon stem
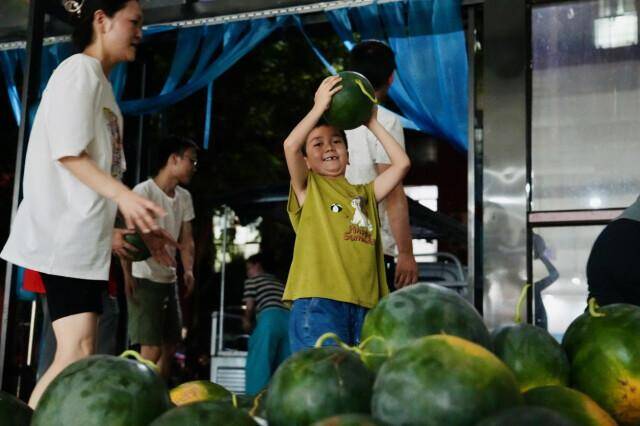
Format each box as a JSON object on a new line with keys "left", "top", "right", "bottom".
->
{"left": 314, "top": 332, "right": 352, "bottom": 350}
{"left": 314, "top": 332, "right": 393, "bottom": 361}
{"left": 232, "top": 393, "right": 238, "bottom": 408}
{"left": 588, "top": 297, "right": 607, "bottom": 317}
{"left": 358, "top": 335, "right": 392, "bottom": 357}
{"left": 250, "top": 389, "right": 267, "bottom": 417}
{"left": 514, "top": 284, "right": 531, "bottom": 324}
{"left": 119, "top": 350, "right": 160, "bottom": 373}
{"left": 355, "top": 79, "right": 378, "bottom": 104}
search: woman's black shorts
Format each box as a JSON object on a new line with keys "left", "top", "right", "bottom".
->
{"left": 40, "top": 273, "right": 108, "bottom": 322}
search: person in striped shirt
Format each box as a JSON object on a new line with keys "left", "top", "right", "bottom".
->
{"left": 242, "top": 253, "right": 291, "bottom": 395}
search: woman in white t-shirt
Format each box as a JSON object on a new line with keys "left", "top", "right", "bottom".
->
{"left": 0, "top": 0, "right": 170, "bottom": 407}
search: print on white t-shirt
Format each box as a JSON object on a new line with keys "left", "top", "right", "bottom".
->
{"left": 104, "top": 107, "right": 124, "bottom": 180}
{"left": 131, "top": 179, "right": 195, "bottom": 283}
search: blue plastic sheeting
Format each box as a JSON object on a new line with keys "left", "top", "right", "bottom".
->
{"left": 0, "top": 42, "right": 127, "bottom": 126}
{"left": 0, "top": 18, "right": 282, "bottom": 149}
{"left": 293, "top": 16, "right": 337, "bottom": 76}
{"left": 160, "top": 26, "right": 203, "bottom": 95}
{"left": 327, "top": 0, "right": 468, "bottom": 151}
{"left": 0, "top": 51, "right": 20, "bottom": 124}
{"left": 119, "top": 17, "right": 286, "bottom": 115}
{"left": 1, "top": 3, "right": 467, "bottom": 151}
{"left": 203, "top": 81, "right": 214, "bottom": 149}
{"left": 325, "top": 11, "right": 355, "bottom": 51}
{"left": 0, "top": 45, "right": 68, "bottom": 127}
{"left": 189, "top": 25, "right": 225, "bottom": 84}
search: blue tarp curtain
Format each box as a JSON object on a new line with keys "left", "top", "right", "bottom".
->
{"left": 0, "top": 18, "right": 284, "bottom": 150}
{"left": 119, "top": 17, "right": 286, "bottom": 115}
{"left": 0, "top": 51, "right": 21, "bottom": 124}
{"left": 0, "top": 42, "right": 127, "bottom": 127}
{"left": 1, "top": 1, "right": 467, "bottom": 151}
{"left": 326, "top": 0, "right": 468, "bottom": 151}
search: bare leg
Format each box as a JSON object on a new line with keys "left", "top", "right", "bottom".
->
{"left": 157, "top": 342, "right": 176, "bottom": 379}
{"left": 140, "top": 344, "right": 162, "bottom": 365}
{"left": 28, "top": 312, "right": 98, "bottom": 408}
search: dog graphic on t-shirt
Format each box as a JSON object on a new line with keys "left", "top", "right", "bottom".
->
{"left": 350, "top": 197, "right": 373, "bottom": 232}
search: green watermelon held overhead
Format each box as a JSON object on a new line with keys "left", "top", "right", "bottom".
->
{"left": 324, "top": 71, "right": 377, "bottom": 130}
{"left": 125, "top": 232, "right": 152, "bottom": 262}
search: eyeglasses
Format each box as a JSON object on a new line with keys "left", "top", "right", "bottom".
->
{"left": 184, "top": 156, "right": 198, "bottom": 168}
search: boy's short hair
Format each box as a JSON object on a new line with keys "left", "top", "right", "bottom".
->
{"left": 247, "top": 253, "right": 264, "bottom": 266}
{"left": 154, "top": 136, "right": 199, "bottom": 174}
{"left": 349, "top": 40, "right": 396, "bottom": 90}
{"left": 301, "top": 120, "right": 348, "bottom": 157}
{"left": 247, "top": 252, "right": 275, "bottom": 271}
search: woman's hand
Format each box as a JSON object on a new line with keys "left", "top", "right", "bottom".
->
{"left": 114, "top": 190, "right": 166, "bottom": 233}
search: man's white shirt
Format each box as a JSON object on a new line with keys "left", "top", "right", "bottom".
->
{"left": 345, "top": 107, "right": 406, "bottom": 256}
{"left": 131, "top": 179, "right": 195, "bottom": 283}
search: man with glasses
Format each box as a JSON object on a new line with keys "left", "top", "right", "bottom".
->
{"left": 120, "top": 136, "right": 198, "bottom": 378}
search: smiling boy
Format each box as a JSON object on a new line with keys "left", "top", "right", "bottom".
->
{"left": 283, "top": 76, "right": 410, "bottom": 352}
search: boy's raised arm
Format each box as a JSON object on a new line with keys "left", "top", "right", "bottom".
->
{"left": 283, "top": 75, "right": 342, "bottom": 206}
{"left": 369, "top": 108, "right": 411, "bottom": 202}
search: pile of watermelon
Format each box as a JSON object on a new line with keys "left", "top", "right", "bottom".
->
{"left": 15, "top": 354, "right": 260, "bottom": 426}
{"left": 5, "top": 282, "right": 639, "bottom": 425}
{"left": 262, "top": 283, "right": 640, "bottom": 425}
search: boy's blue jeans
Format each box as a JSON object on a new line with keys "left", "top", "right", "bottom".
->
{"left": 289, "top": 298, "right": 368, "bottom": 353}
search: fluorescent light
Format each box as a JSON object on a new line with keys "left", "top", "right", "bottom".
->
{"left": 594, "top": 13, "right": 638, "bottom": 49}
{"left": 589, "top": 196, "right": 603, "bottom": 208}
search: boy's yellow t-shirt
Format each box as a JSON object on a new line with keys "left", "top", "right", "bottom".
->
{"left": 284, "top": 171, "right": 389, "bottom": 308}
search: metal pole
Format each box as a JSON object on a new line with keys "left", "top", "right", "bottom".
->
{"left": 217, "top": 206, "right": 230, "bottom": 353}
{"left": 0, "top": 0, "right": 46, "bottom": 390}
{"left": 482, "top": 0, "right": 529, "bottom": 328}
{"left": 466, "top": 5, "right": 477, "bottom": 307}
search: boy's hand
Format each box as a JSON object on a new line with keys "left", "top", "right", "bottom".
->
{"left": 183, "top": 270, "right": 195, "bottom": 298}
{"left": 114, "top": 189, "right": 166, "bottom": 234}
{"left": 314, "top": 75, "right": 342, "bottom": 112}
{"left": 394, "top": 253, "right": 419, "bottom": 288}
{"left": 365, "top": 105, "right": 379, "bottom": 129}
